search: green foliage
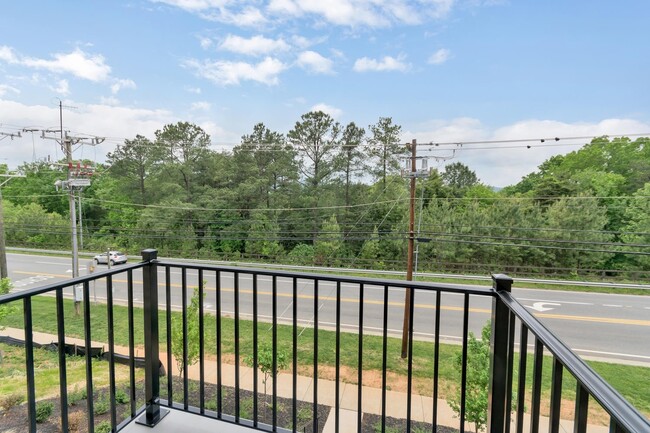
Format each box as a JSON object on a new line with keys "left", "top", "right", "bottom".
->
{"left": 622, "top": 183, "right": 650, "bottom": 269}
{"left": 3, "top": 117, "right": 649, "bottom": 279}
{"left": 449, "top": 322, "right": 491, "bottom": 433}
{"left": 171, "top": 286, "right": 204, "bottom": 376}
{"left": 373, "top": 422, "right": 401, "bottom": 433}
{"left": 314, "top": 214, "right": 343, "bottom": 265}
{"left": 115, "top": 388, "right": 129, "bottom": 404}
{"left": 96, "top": 420, "right": 112, "bottom": 433}
{"left": 359, "top": 226, "right": 382, "bottom": 268}
{"left": 35, "top": 401, "right": 54, "bottom": 423}
{"left": 2, "top": 201, "right": 68, "bottom": 248}
{"left": 67, "top": 385, "right": 87, "bottom": 406}
{"left": 93, "top": 396, "right": 110, "bottom": 415}
{"left": 246, "top": 212, "right": 284, "bottom": 259}
{"left": 244, "top": 342, "right": 289, "bottom": 396}
{"left": 442, "top": 162, "right": 480, "bottom": 193}
{"left": 239, "top": 397, "right": 254, "bottom": 419}
{"left": 368, "top": 117, "right": 404, "bottom": 187}
{"left": 287, "top": 244, "right": 315, "bottom": 265}
{"left": 0, "top": 278, "right": 17, "bottom": 330}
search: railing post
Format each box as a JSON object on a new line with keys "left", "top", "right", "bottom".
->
{"left": 488, "top": 274, "right": 513, "bottom": 433}
{"left": 136, "top": 249, "right": 169, "bottom": 426}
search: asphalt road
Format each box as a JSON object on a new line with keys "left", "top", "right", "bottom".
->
{"left": 5, "top": 253, "right": 650, "bottom": 366}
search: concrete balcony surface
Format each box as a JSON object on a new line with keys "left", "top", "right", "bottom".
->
{"left": 121, "top": 409, "right": 252, "bottom": 433}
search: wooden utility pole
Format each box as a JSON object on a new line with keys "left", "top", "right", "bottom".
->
{"left": 401, "top": 139, "right": 417, "bottom": 358}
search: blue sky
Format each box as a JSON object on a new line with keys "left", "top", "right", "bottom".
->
{"left": 1, "top": 0, "right": 649, "bottom": 187}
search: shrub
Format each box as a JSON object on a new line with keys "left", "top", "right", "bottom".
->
{"left": 93, "top": 398, "right": 110, "bottom": 415}
{"left": 66, "top": 411, "right": 85, "bottom": 431}
{"left": 449, "top": 321, "right": 491, "bottom": 433}
{"left": 205, "top": 399, "right": 217, "bottom": 411}
{"left": 239, "top": 397, "right": 253, "bottom": 420}
{"left": 0, "top": 392, "right": 24, "bottom": 410}
{"left": 96, "top": 421, "right": 112, "bottom": 433}
{"left": 68, "top": 386, "right": 87, "bottom": 406}
{"left": 0, "top": 278, "right": 17, "bottom": 331}
{"left": 35, "top": 401, "right": 54, "bottom": 423}
{"left": 115, "top": 388, "right": 129, "bottom": 405}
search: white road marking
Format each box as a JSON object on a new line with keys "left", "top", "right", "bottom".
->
{"left": 527, "top": 302, "right": 561, "bottom": 312}
{"left": 571, "top": 348, "right": 650, "bottom": 361}
{"left": 517, "top": 297, "right": 592, "bottom": 306}
{"left": 11, "top": 275, "right": 56, "bottom": 288}
{"left": 603, "top": 304, "right": 622, "bottom": 307}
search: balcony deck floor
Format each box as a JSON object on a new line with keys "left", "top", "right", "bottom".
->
{"left": 121, "top": 409, "right": 252, "bottom": 433}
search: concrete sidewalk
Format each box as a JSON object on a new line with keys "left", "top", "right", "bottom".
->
{"left": 1, "top": 327, "right": 608, "bottom": 433}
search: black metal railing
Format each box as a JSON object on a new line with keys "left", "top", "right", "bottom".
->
{"left": 0, "top": 249, "right": 648, "bottom": 433}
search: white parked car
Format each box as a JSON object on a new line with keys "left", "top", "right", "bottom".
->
{"left": 93, "top": 251, "right": 128, "bottom": 266}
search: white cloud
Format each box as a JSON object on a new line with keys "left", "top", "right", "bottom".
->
{"left": 191, "top": 101, "right": 212, "bottom": 111}
{"left": 311, "top": 103, "right": 342, "bottom": 118}
{"left": 199, "top": 36, "right": 213, "bottom": 49}
{"left": 220, "top": 35, "right": 290, "bottom": 56}
{"left": 184, "top": 56, "right": 287, "bottom": 85}
{"left": 353, "top": 55, "right": 409, "bottom": 72}
{"left": 291, "top": 35, "right": 314, "bottom": 49}
{"left": 0, "top": 98, "right": 240, "bottom": 168}
{"left": 0, "top": 84, "right": 20, "bottom": 96}
{"left": 111, "top": 79, "right": 137, "bottom": 94}
{"left": 23, "top": 48, "right": 111, "bottom": 81}
{"left": 296, "top": 51, "right": 334, "bottom": 74}
{"left": 150, "top": 0, "right": 228, "bottom": 12}
{"left": 51, "top": 79, "right": 70, "bottom": 96}
{"left": 153, "top": 0, "right": 464, "bottom": 28}
{"left": 100, "top": 96, "right": 121, "bottom": 106}
{"left": 267, "top": 0, "right": 456, "bottom": 27}
{"left": 186, "top": 4, "right": 268, "bottom": 26}
{"left": 407, "top": 117, "right": 650, "bottom": 187}
{"left": 185, "top": 86, "right": 202, "bottom": 94}
{"left": 269, "top": 0, "right": 389, "bottom": 27}
{"left": 428, "top": 48, "right": 450, "bottom": 65}
{"left": 0, "top": 46, "right": 18, "bottom": 62}
{"left": 224, "top": 6, "right": 267, "bottom": 26}
{"left": 0, "top": 46, "right": 112, "bottom": 82}
{"left": 0, "top": 99, "right": 175, "bottom": 168}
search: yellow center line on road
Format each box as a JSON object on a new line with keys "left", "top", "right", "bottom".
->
{"left": 13, "top": 271, "right": 650, "bottom": 327}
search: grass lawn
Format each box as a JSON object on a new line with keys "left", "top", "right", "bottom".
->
{"left": 0, "top": 342, "right": 144, "bottom": 401}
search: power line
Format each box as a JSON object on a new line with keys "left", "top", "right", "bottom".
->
{"left": 422, "top": 132, "right": 650, "bottom": 148}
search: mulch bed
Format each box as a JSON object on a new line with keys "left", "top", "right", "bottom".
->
{"left": 0, "top": 376, "right": 330, "bottom": 433}
{"left": 0, "top": 376, "right": 461, "bottom": 433}
{"left": 360, "top": 414, "right": 460, "bottom": 433}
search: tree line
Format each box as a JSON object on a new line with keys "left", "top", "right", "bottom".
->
{"left": 2, "top": 112, "right": 650, "bottom": 280}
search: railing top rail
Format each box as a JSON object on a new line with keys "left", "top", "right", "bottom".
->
{"left": 498, "top": 290, "right": 650, "bottom": 433}
{"left": 0, "top": 261, "right": 146, "bottom": 305}
{"left": 156, "top": 259, "right": 495, "bottom": 297}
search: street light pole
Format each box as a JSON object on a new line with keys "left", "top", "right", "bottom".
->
{"left": 0, "top": 186, "right": 7, "bottom": 280}
{"left": 0, "top": 174, "right": 26, "bottom": 279}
